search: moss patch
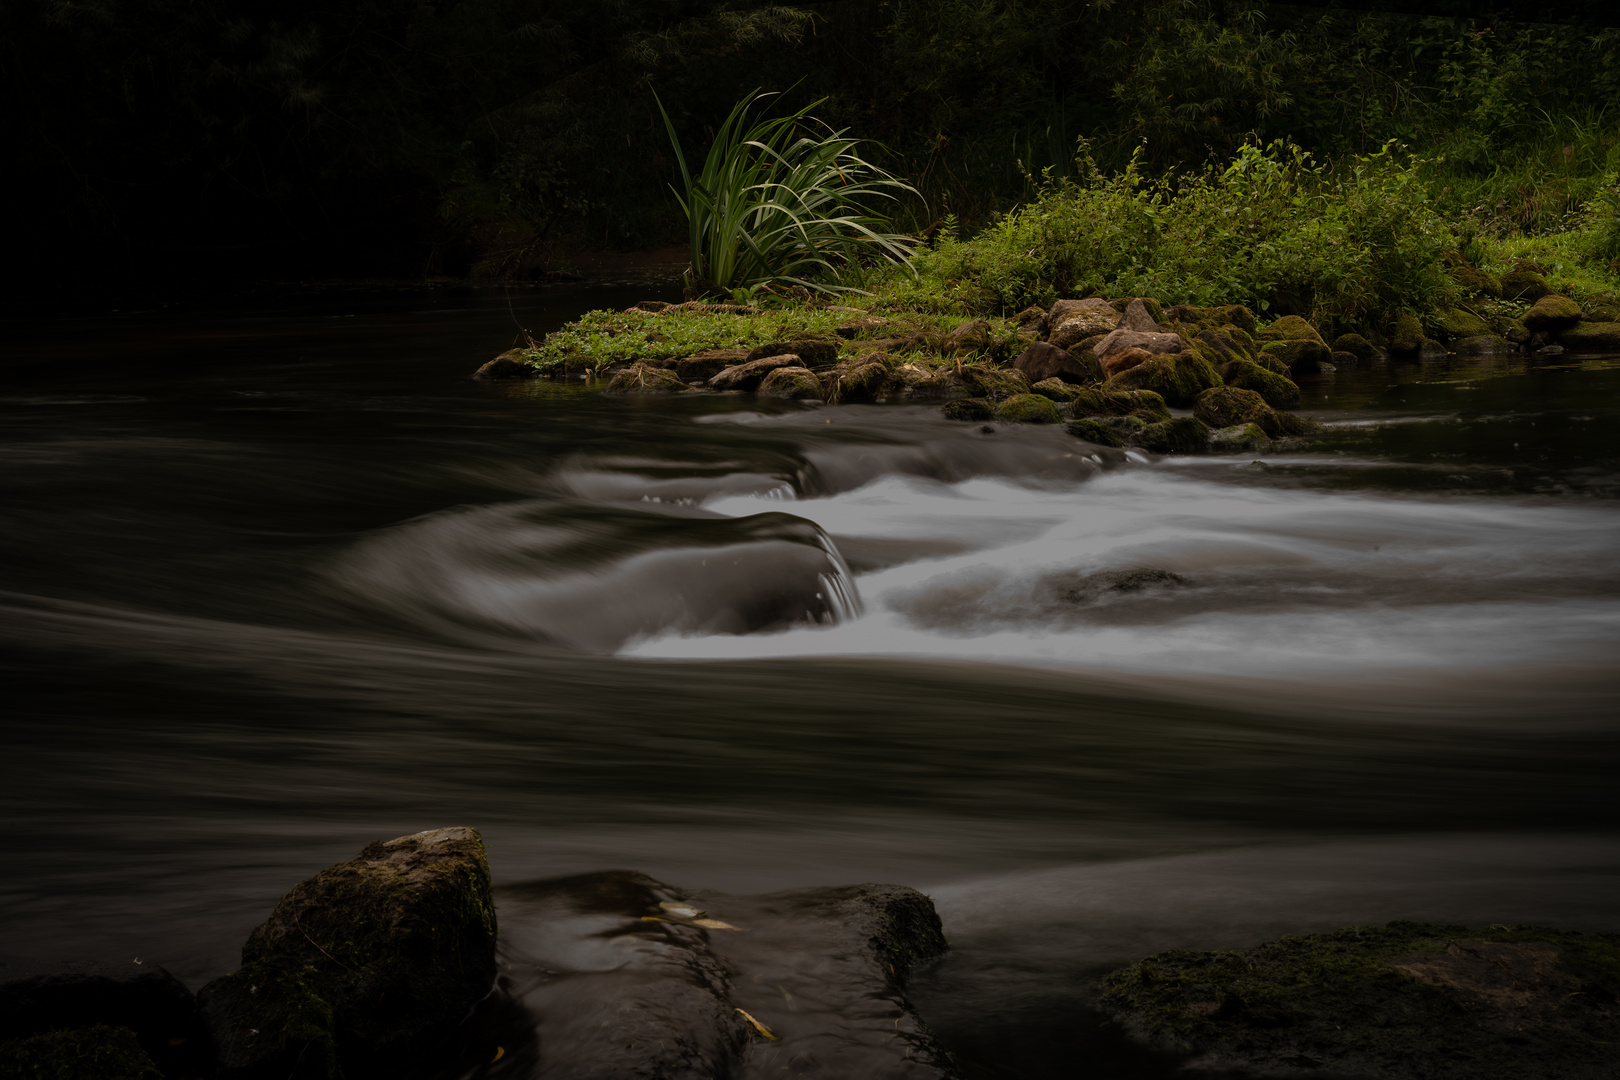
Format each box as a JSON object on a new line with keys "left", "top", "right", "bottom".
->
{"left": 1100, "top": 921, "right": 1620, "bottom": 1080}
{"left": 1103, "top": 353, "right": 1222, "bottom": 407}
{"left": 0, "top": 1025, "right": 162, "bottom": 1080}
{"left": 1066, "top": 418, "right": 1127, "bottom": 447}
{"left": 995, "top": 393, "right": 1063, "bottom": 423}
{"left": 1133, "top": 417, "right": 1210, "bottom": 454}
{"left": 1220, "top": 359, "right": 1301, "bottom": 409}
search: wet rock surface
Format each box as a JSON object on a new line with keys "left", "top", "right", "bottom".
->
{"left": 1100, "top": 921, "right": 1620, "bottom": 1079}
{"left": 475, "top": 871, "right": 955, "bottom": 1080}
{"left": 200, "top": 827, "right": 498, "bottom": 1080}
{"left": 0, "top": 958, "right": 202, "bottom": 1077}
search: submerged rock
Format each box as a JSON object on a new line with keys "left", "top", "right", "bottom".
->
{"left": 1100, "top": 921, "right": 1620, "bottom": 1080}
{"left": 199, "top": 827, "right": 498, "bottom": 1080}
{"left": 1451, "top": 334, "right": 1516, "bottom": 355}
{"left": 491, "top": 871, "right": 955, "bottom": 1080}
{"left": 475, "top": 350, "right": 537, "bottom": 379}
{"left": 942, "top": 397, "right": 995, "bottom": 422}
{"left": 1065, "top": 418, "right": 1127, "bottom": 448}
{"left": 1208, "top": 422, "right": 1272, "bottom": 452}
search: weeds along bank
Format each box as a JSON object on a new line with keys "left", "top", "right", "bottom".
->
{"left": 479, "top": 142, "right": 1620, "bottom": 457}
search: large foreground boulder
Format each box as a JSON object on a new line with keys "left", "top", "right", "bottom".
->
{"left": 199, "top": 827, "right": 497, "bottom": 1080}
{"left": 1100, "top": 921, "right": 1620, "bottom": 1080}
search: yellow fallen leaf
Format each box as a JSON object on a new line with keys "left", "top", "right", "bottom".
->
{"left": 491, "top": 1046, "right": 505, "bottom": 1063}
{"left": 659, "top": 901, "right": 707, "bottom": 918}
{"left": 692, "top": 918, "right": 741, "bottom": 931}
{"left": 735, "top": 1008, "right": 779, "bottom": 1041}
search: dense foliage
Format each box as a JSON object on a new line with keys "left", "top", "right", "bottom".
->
{"left": 6, "top": 0, "right": 1619, "bottom": 294}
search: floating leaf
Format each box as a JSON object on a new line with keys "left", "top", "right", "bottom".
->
{"left": 490, "top": 1047, "right": 505, "bottom": 1063}
{"left": 735, "top": 1008, "right": 779, "bottom": 1041}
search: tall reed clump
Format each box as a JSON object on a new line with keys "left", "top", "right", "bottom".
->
{"left": 655, "top": 88, "right": 919, "bottom": 298}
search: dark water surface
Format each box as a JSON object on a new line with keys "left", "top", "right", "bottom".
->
{"left": 4, "top": 287, "right": 1620, "bottom": 1078}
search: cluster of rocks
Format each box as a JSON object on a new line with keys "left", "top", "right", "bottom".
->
{"left": 1428, "top": 259, "right": 1620, "bottom": 356}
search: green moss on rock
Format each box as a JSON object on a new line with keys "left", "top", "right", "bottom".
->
{"left": 942, "top": 398, "right": 994, "bottom": 421}
{"left": 955, "top": 364, "right": 1029, "bottom": 400}
{"left": 1256, "top": 315, "right": 1325, "bottom": 345}
{"left": 1259, "top": 338, "right": 1333, "bottom": 374}
{"left": 1387, "top": 310, "right": 1426, "bottom": 354}
{"left": 605, "top": 363, "right": 688, "bottom": 394}
{"left": 828, "top": 360, "right": 894, "bottom": 403}
{"left": 1066, "top": 419, "right": 1127, "bottom": 447}
{"left": 201, "top": 827, "right": 497, "bottom": 1080}
{"left": 1560, "top": 321, "right": 1620, "bottom": 351}
{"left": 1523, "top": 294, "right": 1583, "bottom": 332}
{"left": 1208, "top": 422, "right": 1272, "bottom": 452}
{"left": 1448, "top": 263, "right": 1502, "bottom": 299}
{"left": 1103, "top": 353, "right": 1222, "bottom": 407}
{"left": 995, "top": 393, "right": 1063, "bottom": 423}
{"left": 1030, "top": 377, "right": 1082, "bottom": 402}
{"left": 1068, "top": 388, "right": 1172, "bottom": 424}
{"left": 1433, "top": 307, "right": 1494, "bottom": 341}
{"left": 758, "top": 367, "right": 825, "bottom": 400}
{"left": 1499, "top": 268, "right": 1552, "bottom": 301}
{"left": 1330, "top": 332, "right": 1379, "bottom": 359}
{"left": 1133, "top": 417, "right": 1210, "bottom": 454}
{"left": 0, "top": 1025, "right": 163, "bottom": 1080}
{"left": 1100, "top": 921, "right": 1620, "bottom": 1080}
{"left": 1218, "top": 360, "right": 1300, "bottom": 409}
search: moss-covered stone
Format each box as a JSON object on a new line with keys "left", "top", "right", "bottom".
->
{"left": 995, "top": 393, "right": 1063, "bottom": 423}
{"left": 1219, "top": 360, "right": 1301, "bottom": 409}
{"left": 758, "top": 366, "right": 825, "bottom": 399}
{"left": 1447, "top": 262, "right": 1502, "bottom": 299}
{"left": 745, "top": 339, "right": 840, "bottom": 366}
{"left": 605, "top": 363, "right": 688, "bottom": 394}
{"left": 941, "top": 397, "right": 994, "bottom": 421}
{"left": 0, "top": 1025, "right": 163, "bottom": 1080}
{"left": 943, "top": 319, "right": 991, "bottom": 354}
{"left": 1330, "top": 350, "right": 1358, "bottom": 366}
{"left": 1109, "top": 296, "right": 1165, "bottom": 324}
{"left": 1433, "top": 306, "right": 1494, "bottom": 341}
{"left": 1193, "top": 386, "right": 1320, "bottom": 438}
{"left": 1499, "top": 268, "right": 1552, "bottom": 301}
{"left": 1560, "top": 321, "right": 1620, "bottom": 350}
{"left": 1132, "top": 416, "right": 1210, "bottom": 454}
{"left": 1192, "top": 328, "right": 1252, "bottom": 367}
{"left": 1330, "top": 332, "right": 1380, "bottom": 360}
{"left": 200, "top": 963, "right": 339, "bottom": 1080}
{"left": 1065, "top": 418, "right": 1127, "bottom": 447}
{"left": 1103, "top": 352, "right": 1222, "bottom": 407}
{"left": 1450, "top": 334, "right": 1515, "bottom": 355}
{"left": 1259, "top": 338, "right": 1333, "bottom": 374}
{"left": 1256, "top": 315, "right": 1325, "bottom": 345}
{"left": 1100, "top": 921, "right": 1620, "bottom": 1080}
{"left": 201, "top": 828, "right": 497, "bottom": 1080}
{"left": 709, "top": 355, "right": 801, "bottom": 391}
{"left": 1030, "top": 377, "right": 1083, "bottom": 402}
{"left": 1522, "top": 294, "right": 1583, "bottom": 332}
{"left": 1387, "top": 311, "right": 1426, "bottom": 354}
{"left": 1164, "top": 303, "right": 1257, "bottom": 336}
{"left": 1208, "top": 422, "right": 1272, "bottom": 452}
{"left": 954, "top": 364, "right": 1029, "bottom": 400}
{"left": 827, "top": 359, "right": 894, "bottom": 403}
{"left": 1068, "top": 388, "right": 1172, "bottom": 424}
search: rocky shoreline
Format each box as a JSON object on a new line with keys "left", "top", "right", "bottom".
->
{"left": 477, "top": 270, "right": 1615, "bottom": 457}
{"left": 7, "top": 828, "right": 1617, "bottom": 1079}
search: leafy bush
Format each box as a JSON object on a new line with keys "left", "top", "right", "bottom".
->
{"left": 656, "top": 89, "right": 918, "bottom": 297}
{"left": 886, "top": 140, "right": 1456, "bottom": 329}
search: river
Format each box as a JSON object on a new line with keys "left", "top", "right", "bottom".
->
{"left": 3, "top": 283, "right": 1618, "bottom": 1078}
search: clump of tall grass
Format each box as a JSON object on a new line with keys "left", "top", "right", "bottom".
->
{"left": 880, "top": 140, "right": 1457, "bottom": 332}
{"left": 655, "top": 89, "right": 919, "bottom": 298}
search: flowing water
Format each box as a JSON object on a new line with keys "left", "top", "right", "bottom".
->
{"left": 4, "top": 285, "right": 1620, "bottom": 1078}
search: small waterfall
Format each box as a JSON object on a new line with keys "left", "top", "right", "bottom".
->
{"left": 814, "top": 533, "right": 863, "bottom": 623}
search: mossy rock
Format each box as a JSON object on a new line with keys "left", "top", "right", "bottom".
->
{"left": 1451, "top": 335, "right": 1515, "bottom": 355}
{"left": 674, "top": 349, "right": 749, "bottom": 382}
{"left": 1132, "top": 417, "right": 1210, "bottom": 454}
{"left": 1219, "top": 360, "right": 1301, "bottom": 409}
{"left": 994, "top": 393, "right": 1063, "bottom": 424}
{"left": 1498, "top": 316, "right": 1532, "bottom": 345}
{"left": 0, "top": 1025, "right": 163, "bottom": 1080}
{"left": 1194, "top": 386, "right": 1320, "bottom": 439}
{"left": 1447, "top": 263, "right": 1502, "bottom": 299}
{"left": 1433, "top": 307, "right": 1494, "bottom": 341}
{"left": 1030, "top": 377, "right": 1083, "bottom": 402}
{"left": 1560, "top": 322, "right": 1620, "bottom": 351}
{"left": 1499, "top": 268, "right": 1552, "bottom": 301}
{"left": 1103, "top": 353, "right": 1222, "bottom": 407}
{"left": 201, "top": 828, "right": 497, "bottom": 1079}
{"left": 200, "top": 962, "right": 339, "bottom": 1080}
{"left": 1330, "top": 350, "right": 1358, "bottom": 366}
{"left": 1065, "top": 418, "right": 1127, "bottom": 448}
{"left": 1068, "top": 388, "right": 1172, "bottom": 424}
{"left": 942, "top": 397, "right": 994, "bottom": 422}
{"left": 1256, "top": 314, "right": 1325, "bottom": 345}
{"left": 758, "top": 366, "right": 825, "bottom": 400}
{"left": 1208, "top": 422, "right": 1272, "bottom": 453}
{"left": 1330, "top": 333, "right": 1380, "bottom": 360}
{"left": 1192, "top": 328, "right": 1252, "bottom": 367}
{"left": 1522, "top": 294, "right": 1583, "bottom": 332}
{"left": 828, "top": 360, "right": 894, "bottom": 403}
{"left": 1100, "top": 921, "right": 1620, "bottom": 1080}
{"left": 746, "top": 339, "right": 839, "bottom": 367}
{"left": 943, "top": 319, "right": 991, "bottom": 354}
{"left": 605, "top": 363, "right": 688, "bottom": 394}
{"left": 1259, "top": 338, "right": 1333, "bottom": 374}
{"left": 1162, "top": 303, "right": 1256, "bottom": 336}
{"left": 1580, "top": 296, "right": 1620, "bottom": 322}
{"left": 954, "top": 364, "right": 1029, "bottom": 400}
{"left": 1386, "top": 311, "right": 1426, "bottom": 355}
